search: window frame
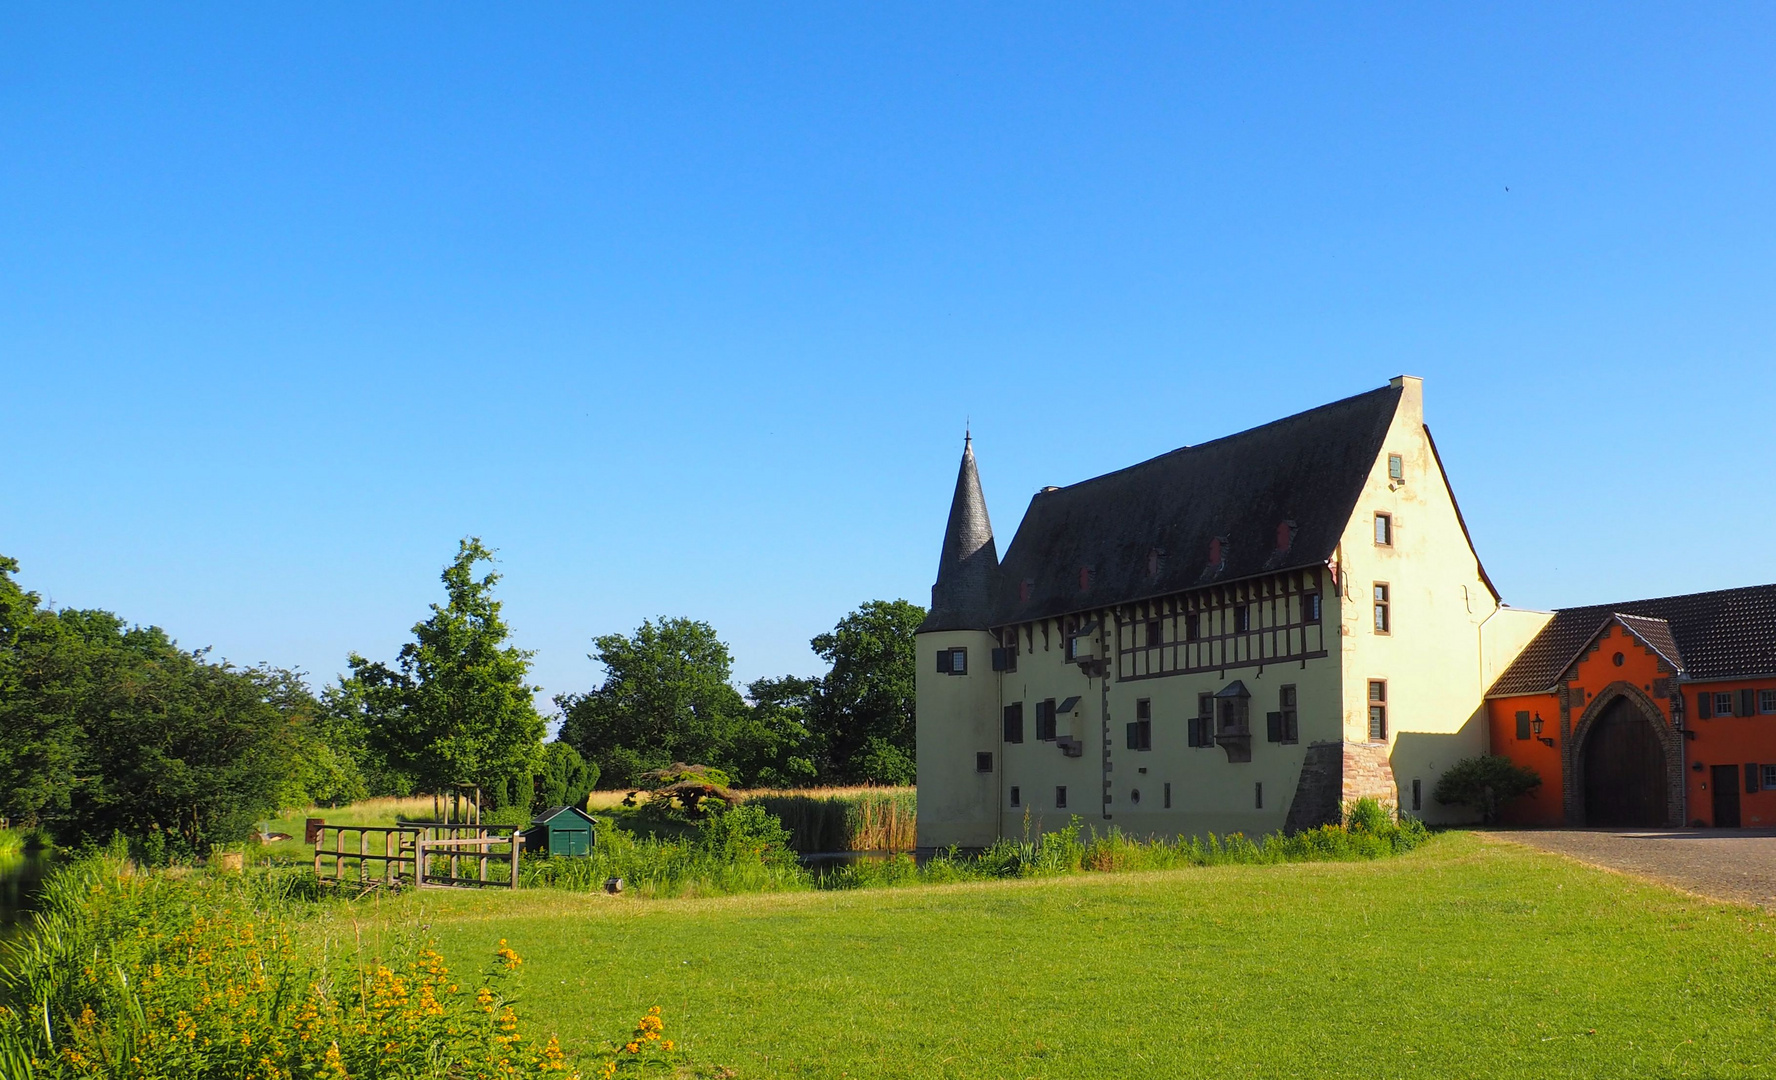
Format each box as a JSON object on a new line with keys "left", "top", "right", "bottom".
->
{"left": 1305, "top": 592, "right": 1322, "bottom": 623}
{"left": 1009, "top": 785, "right": 1020, "bottom": 807}
{"left": 1374, "top": 512, "right": 1393, "bottom": 547}
{"left": 1368, "top": 679, "right": 1388, "bottom": 741}
{"left": 1715, "top": 691, "right": 1734, "bottom": 717}
{"left": 1280, "top": 684, "right": 1298, "bottom": 743}
{"left": 975, "top": 751, "right": 993, "bottom": 774}
{"left": 1764, "top": 764, "right": 1776, "bottom": 790}
{"left": 1055, "top": 785, "right": 1067, "bottom": 809}
{"left": 1035, "top": 698, "right": 1057, "bottom": 742}
{"left": 1003, "top": 702, "right": 1025, "bottom": 744}
{"left": 950, "top": 647, "right": 967, "bottom": 675}
{"left": 1388, "top": 453, "right": 1404, "bottom": 483}
{"left": 1515, "top": 710, "right": 1531, "bottom": 741}
{"left": 1373, "top": 583, "right": 1391, "bottom": 634}
{"left": 1761, "top": 689, "right": 1776, "bottom": 715}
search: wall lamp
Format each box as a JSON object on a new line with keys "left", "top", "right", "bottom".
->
{"left": 1532, "top": 713, "right": 1555, "bottom": 748}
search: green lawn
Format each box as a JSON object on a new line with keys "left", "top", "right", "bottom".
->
{"left": 346, "top": 833, "right": 1776, "bottom": 1079}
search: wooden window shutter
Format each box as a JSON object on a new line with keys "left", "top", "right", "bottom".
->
{"left": 1515, "top": 711, "right": 1531, "bottom": 740}
{"left": 1740, "top": 689, "right": 1758, "bottom": 718}
{"left": 1266, "top": 711, "right": 1283, "bottom": 742}
{"left": 935, "top": 650, "right": 951, "bottom": 674}
{"left": 1747, "top": 763, "right": 1762, "bottom": 794}
{"left": 1697, "top": 692, "right": 1712, "bottom": 719}
{"left": 1126, "top": 722, "right": 1140, "bottom": 750}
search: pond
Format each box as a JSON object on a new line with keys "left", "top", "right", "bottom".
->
{"left": 0, "top": 850, "right": 54, "bottom": 949}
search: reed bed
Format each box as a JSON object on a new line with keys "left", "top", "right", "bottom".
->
{"left": 744, "top": 787, "right": 915, "bottom": 853}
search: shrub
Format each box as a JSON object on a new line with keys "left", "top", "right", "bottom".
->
{"left": 749, "top": 788, "right": 916, "bottom": 853}
{"left": 1433, "top": 756, "right": 1543, "bottom": 823}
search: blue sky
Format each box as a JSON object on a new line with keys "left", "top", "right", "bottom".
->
{"left": 4, "top": 5, "right": 1774, "bottom": 710}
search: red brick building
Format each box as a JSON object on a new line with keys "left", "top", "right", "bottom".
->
{"left": 1486, "top": 585, "right": 1776, "bottom": 827}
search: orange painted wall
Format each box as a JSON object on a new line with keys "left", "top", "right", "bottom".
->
{"left": 1486, "top": 693, "right": 1564, "bottom": 824}
{"left": 1681, "top": 680, "right": 1776, "bottom": 827}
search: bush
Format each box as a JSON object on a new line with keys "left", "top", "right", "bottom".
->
{"left": 1433, "top": 756, "right": 1543, "bottom": 823}
{"left": 523, "top": 800, "right": 809, "bottom": 898}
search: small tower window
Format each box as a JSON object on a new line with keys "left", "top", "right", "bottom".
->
{"left": 934, "top": 647, "right": 968, "bottom": 675}
{"left": 1388, "top": 454, "right": 1404, "bottom": 483}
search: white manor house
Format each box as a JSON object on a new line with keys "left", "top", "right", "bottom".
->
{"left": 914, "top": 376, "right": 1550, "bottom": 849}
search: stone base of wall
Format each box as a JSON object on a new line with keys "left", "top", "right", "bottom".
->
{"left": 1284, "top": 740, "right": 1398, "bottom": 833}
{"left": 1341, "top": 741, "right": 1399, "bottom": 808}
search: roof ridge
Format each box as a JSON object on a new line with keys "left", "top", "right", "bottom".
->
{"left": 1036, "top": 384, "right": 1401, "bottom": 496}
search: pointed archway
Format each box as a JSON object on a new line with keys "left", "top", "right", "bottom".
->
{"left": 1567, "top": 682, "right": 1684, "bottom": 828}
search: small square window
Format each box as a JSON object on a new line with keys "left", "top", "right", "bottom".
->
{"left": 1010, "top": 785, "right": 1021, "bottom": 807}
{"left": 976, "top": 752, "right": 993, "bottom": 773}
{"left": 1375, "top": 513, "right": 1393, "bottom": 546}
{"left": 1055, "top": 785, "right": 1067, "bottom": 809}
{"left": 1715, "top": 692, "right": 1734, "bottom": 717}
{"left": 1761, "top": 689, "right": 1776, "bottom": 715}
{"left": 1388, "top": 454, "right": 1404, "bottom": 482}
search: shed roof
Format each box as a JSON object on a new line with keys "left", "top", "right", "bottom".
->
{"left": 990, "top": 384, "right": 1402, "bottom": 626}
{"left": 530, "top": 805, "right": 596, "bottom": 826}
{"left": 1487, "top": 584, "right": 1776, "bottom": 697}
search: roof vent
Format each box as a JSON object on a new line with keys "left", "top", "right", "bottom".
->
{"left": 1276, "top": 520, "right": 1297, "bottom": 554}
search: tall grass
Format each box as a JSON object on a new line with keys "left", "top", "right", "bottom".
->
{"left": 745, "top": 788, "right": 915, "bottom": 853}
{"left": 0, "top": 832, "right": 24, "bottom": 859}
{"left": 523, "top": 804, "right": 811, "bottom": 899}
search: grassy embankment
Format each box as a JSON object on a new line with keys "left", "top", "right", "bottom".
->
{"left": 386, "top": 831, "right": 1776, "bottom": 1079}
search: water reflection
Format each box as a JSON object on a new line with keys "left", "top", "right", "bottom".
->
{"left": 0, "top": 851, "right": 54, "bottom": 944}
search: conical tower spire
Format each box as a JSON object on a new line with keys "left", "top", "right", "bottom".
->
{"left": 921, "top": 431, "right": 999, "bottom": 632}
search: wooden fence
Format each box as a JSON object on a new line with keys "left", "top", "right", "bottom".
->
{"left": 309, "top": 821, "right": 523, "bottom": 891}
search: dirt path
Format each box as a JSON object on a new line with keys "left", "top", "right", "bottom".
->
{"left": 1486, "top": 828, "right": 1776, "bottom": 909}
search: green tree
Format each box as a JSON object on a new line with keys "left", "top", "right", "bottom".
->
{"left": 0, "top": 556, "right": 86, "bottom": 828}
{"left": 556, "top": 618, "right": 748, "bottom": 788}
{"left": 807, "top": 600, "right": 925, "bottom": 784}
{"left": 350, "top": 538, "right": 546, "bottom": 806}
{"left": 730, "top": 675, "right": 819, "bottom": 788}
{"left": 534, "top": 741, "right": 600, "bottom": 812}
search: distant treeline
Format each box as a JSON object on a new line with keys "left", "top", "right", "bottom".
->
{"left": 0, "top": 541, "right": 921, "bottom": 854}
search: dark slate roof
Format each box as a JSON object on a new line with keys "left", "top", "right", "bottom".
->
{"left": 1487, "top": 584, "right": 1776, "bottom": 697}
{"left": 989, "top": 384, "right": 1403, "bottom": 627}
{"left": 530, "top": 806, "right": 594, "bottom": 826}
{"left": 920, "top": 435, "right": 1000, "bottom": 632}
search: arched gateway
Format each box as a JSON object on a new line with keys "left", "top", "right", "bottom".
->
{"left": 1579, "top": 695, "right": 1669, "bottom": 827}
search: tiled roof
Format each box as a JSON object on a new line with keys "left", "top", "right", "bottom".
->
{"left": 989, "top": 385, "right": 1402, "bottom": 627}
{"left": 1487, "top": 584, "right": 1776, "bottom": 697}
{"left": 921, "top": 435, "right": 1000, "bottom": 632}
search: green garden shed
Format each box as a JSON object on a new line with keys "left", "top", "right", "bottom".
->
{"left": 525, "top": 806, "right": 596, "bottom": 856}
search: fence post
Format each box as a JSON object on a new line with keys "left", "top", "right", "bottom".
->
{"left": 510, "top": 832, "right": 523, "bottom": 890}
{"left": 313, "top": 826, "right": 323, "bottom": 883}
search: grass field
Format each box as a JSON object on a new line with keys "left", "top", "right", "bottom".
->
{"left": 328, "top": 832, "right": 1776, "bottom": 1079}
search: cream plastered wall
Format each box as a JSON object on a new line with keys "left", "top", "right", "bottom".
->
{"left": 914, "top": 628, "right": 1003, "bottom": 849}
{"left": 1334, "top": 376, "right": 1501, "bottom": 822}
{"left": 994, "top": 614, "right": 1345, "bottom": 841}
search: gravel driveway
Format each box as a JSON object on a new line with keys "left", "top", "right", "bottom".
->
{"left": 1487, "top": 828, "right": 1776, "bottom": 909}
